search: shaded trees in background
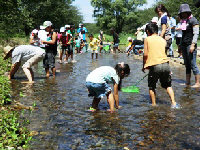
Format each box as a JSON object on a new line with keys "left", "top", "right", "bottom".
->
{"left": 91, "top": 0, "right": 146, "bottom": 34}
{"left": 0, "top": 0, "right": 83, "bottom": 37}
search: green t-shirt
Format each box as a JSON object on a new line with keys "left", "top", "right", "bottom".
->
{"left": 68, "top": 30, "right": 75, "bottom": 44}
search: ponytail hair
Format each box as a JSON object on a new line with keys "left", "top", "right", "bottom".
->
{"left": 115, "top": 63, "right": 130, "bottom": 90}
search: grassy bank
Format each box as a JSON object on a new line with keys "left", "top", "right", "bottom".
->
{"left": 0, "top": 51, "right": 32, "bottom": 149}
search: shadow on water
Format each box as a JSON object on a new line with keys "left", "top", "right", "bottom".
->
{"left": 10, "top": 53, "right": 200, "bottom": 149}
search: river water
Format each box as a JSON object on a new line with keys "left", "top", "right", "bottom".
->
{"left": 10, "top": 52, "right": 200, "bottom": 149}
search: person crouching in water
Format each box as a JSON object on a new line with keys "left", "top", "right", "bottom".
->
{"left": 3, "top": 45, "right": 45, "bottom": 84}
{"left": 142, "top": 23, "right": 179, "bottom": 108}
{"left": 86, "top": 63, "right": 130, "bottom": 112}
{"left": 88, "top": 34, "right": 100, "bottom": 59}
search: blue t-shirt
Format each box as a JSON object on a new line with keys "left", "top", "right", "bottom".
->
{"left": 77, "top": 27, "right": 88, "bottom": 41}
{"left": 161, "top": 15, "right": 171, "bottom": 36}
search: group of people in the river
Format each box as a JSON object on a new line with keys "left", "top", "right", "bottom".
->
{"left": 3, "top": 3, "right": 199, "bottom": 112}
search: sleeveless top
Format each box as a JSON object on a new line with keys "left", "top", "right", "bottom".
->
{"left": 144, "top": 35, "right": 169, "bottom": 69}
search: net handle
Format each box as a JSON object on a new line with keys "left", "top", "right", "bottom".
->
{"left": 133, "top": 74, "right": 148, "bottom": 87}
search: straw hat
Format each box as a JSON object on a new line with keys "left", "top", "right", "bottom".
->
{"left": 3, "top": 46, "right": 14, "bottom": 60}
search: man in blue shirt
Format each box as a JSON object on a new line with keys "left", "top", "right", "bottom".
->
{"left": 169, "top": 15, "right": 176, "bottom": 57}
{"left": 77, "top": 23, "right": 88, "bottom": 51}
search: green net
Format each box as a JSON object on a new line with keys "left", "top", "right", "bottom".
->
{"left": 103, "top": 45, "right": 110, "bottom": 51}
{"left": 121, "top": 86, "right": 140, "bottom": 93}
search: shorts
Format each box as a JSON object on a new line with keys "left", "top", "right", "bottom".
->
{"left": 62, "top": 45, "right": 73, "bottom": 54}
{"left": 22, "top": 54, "right": 45, "bottom": 68}
{"left": 113, "top": 43, "right": 119, "bottom": 48}
{"left": 43, "top": 52, "right": 55, "bottom": 68}
{"left": 86, "top": 82, "right": 111, "bottom": 98}
{"left": 165, "top": 38, "right": 172, "bottom": 50}
{"left": 148, "top": 62, "right": 171, "bottom": 90}
{"left": 176, "top": 37, "right": 182, "bottom": 45}
{"left": 91, "top": 50, "right": 98, "bottom": 53}
{"left": 100, "top": 41, "right": 103, "bottom": 45}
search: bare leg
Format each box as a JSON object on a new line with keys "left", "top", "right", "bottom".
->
{"left": 92, "top": 97, "right": 101, "bottom": 109}
{"left": 51, "top": 67, "right": 56, "bottom": 77}
{"left": 66, "top": 51, "right": 69, "bottom": 62}
{"left": 100, "top": 47, "right": 103, "bottom": 53}
{"left": 107, "top": 93, "right": 115, "bottom": 111}
{"left": 186, "top": 74, "right": 191, "bottom": 85}
{"left": 29, "top": 68, "right": 34, "bottom": 79}
{"left": 91, "top": 53, "right": 94, "bottom": 59}
{"left": 191, "top": 74, "right": 200, "bottom": 88}
{"left": 59, "top": 50, "right": 63, "bottom": 63}
{"left": 22, "top": 68, "right": 34, "bottom": 83}
{"left": 45, "top": 68, "right": 50, "bottom": 77}
{"left": 96, "top": 53, "right": 98, "bottom": 59}
{"left": 113, "top": 47, "right": 116, "bottom": 53}
{"left": 149, "top": 89, "right": 156, "bottom": 106}
{"left": 166, "top": 87, "right": 176, "bottom": 105}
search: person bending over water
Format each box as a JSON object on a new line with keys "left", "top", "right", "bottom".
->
{"left": 3, "top": 45, "right": 45, "bottom": 84}
{"left": 142, "top": 23, "right": 179, "bottom": 108}
{"left": 86, "top": 63, "right": 130, "bottom": 112}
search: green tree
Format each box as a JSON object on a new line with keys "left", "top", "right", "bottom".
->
{"left": 0, "top": 0, "right": 83, "bottom": 36}
{"left": 91, "top": 0, "right": 146, "bottom": 34}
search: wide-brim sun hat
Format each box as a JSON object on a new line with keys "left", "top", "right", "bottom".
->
{"left": 40, "top": 25, "right": 45, "bottom": 30}
{"left": 179, "top": 4, "right": 191, "bottom": 14}
{"left": 43, "top": 21, "right": 52, "bottom": 28}
{"left": 3, "top": 46, "right": 14, "bottom": 60}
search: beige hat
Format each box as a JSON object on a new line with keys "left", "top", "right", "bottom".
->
{"left": 3, "top": 45, "right": 14, "bottom": 60}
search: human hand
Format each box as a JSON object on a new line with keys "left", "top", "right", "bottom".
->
{"left": 111, "top": 42, "right": 113, "bottom": 44}
{"left": 189, "top": 44, "right": 195, "bottom": 53}
{"left": 142, "top": 68, "right": 146, "bottom": 73}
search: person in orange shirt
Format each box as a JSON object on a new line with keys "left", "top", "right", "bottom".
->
{"left": 142, "top": 23, "right": 179, "bottom": 109}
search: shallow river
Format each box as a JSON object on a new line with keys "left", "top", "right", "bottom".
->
{"left": 10, "top": 52, "right": 200, "bottom": 149}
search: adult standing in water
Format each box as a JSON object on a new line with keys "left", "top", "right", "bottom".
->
{"left": 179, "top": 4, "right": 200, "bottom": 87}
{"left": 98, "top": 30, "right": 105, "bottom": 53}
{"left": 40, "top": 21, "right": 57, "bottom": 77}
{"left": 155, "top": 4, "right": 172, "bottom": 57}
{"left": 111, "top": 28, "right": 120, "bottom": 53}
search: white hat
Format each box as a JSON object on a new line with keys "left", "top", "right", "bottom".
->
{"left": 65, "top": 25, "right": 70, "bottom": 28}
{"left": 79, "top": 25, "right": 81, "bottom": 28}
{"left": 60, "top": 27, "right": 65, "bottom": 33}
{"left": 43, "top": 21, "right": 52, "bottom": 28}
{"left": 151, "top": 17, "right": 158, "bottom": 23}
{"left": 127, "top": 37, "right": 132, "bottom": 41}
{"left": 32, "top": 29, "right": 38, "bottom": 34}
{"left": 40, "top": 25, "right": 45, "bottom": 30}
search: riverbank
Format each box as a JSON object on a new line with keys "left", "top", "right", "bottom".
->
{"left": 0, "top": 51, "right": 33, "bottom": 149}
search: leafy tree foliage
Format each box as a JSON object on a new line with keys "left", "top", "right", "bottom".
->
{"left": 0, "top": 0, "right": 83, "bottom": 36}
{"left": 91, "top": 0, "right": 146, "bottom": 34}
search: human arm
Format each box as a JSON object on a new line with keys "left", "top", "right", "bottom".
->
{"left": 142, "top": 38, "right": 148, "bottom": 72}
{"left": 42, "top": 32, "right": 57, "bottom": 45}
{"left": 190, "top": 24, "right": 199, "bottom": 53}
{"left": 113, "top": 81, "right": 120, "bottom": 109}
{"left": 161, "top": 24, "right": 166, "bottom": 38}
{"left": 8, "top": 62, "right": 21, "bottom": 79}
{"left": 30, "top": 36, "right": 36, "bottom": 44}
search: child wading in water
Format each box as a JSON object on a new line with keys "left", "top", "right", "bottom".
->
{"left": 86, "top": 63, "right": 130, "bottom": 112}
{"left": 142, "top": 23, "right": 179, "bottom": 108}
{"left": 88, "top": 34, "right": 100, "bottom": 59}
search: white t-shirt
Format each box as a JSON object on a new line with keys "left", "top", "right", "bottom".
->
{"left": 12, "top": 45, "right": 45, "bottom": 64}
{"left": 38, "top": 29, "right": 47, "bottom": 48}
{"left": 175, "top": 23, "right": 182, "bottom": 37}
{"left": 86, "top": 66, "right": 119, "bottom": 84}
